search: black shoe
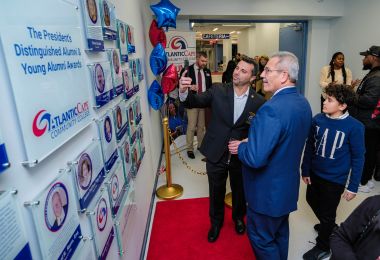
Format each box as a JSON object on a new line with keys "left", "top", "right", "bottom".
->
{"left": 314, "top": 224, "right": 320, "bottom": 232}
{"left": 207, "top": 225, "right": 221, "bottom": 243}
{"left": 303, "top": 246, "right": 331, "bottom": 260}
{"left": 187, "top": 151, "right": 195, "bottom": 159}
{"left": 234, "top": 219, "right": 246, "bottom": 234}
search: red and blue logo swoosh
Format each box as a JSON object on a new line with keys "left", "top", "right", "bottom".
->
{"left": 32, "top": 110, "right": 51, "bottom": 137}
{"left": 170, "top": 36, "right": 187, "bottom": 50}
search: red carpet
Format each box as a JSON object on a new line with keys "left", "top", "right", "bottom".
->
{"left": 147, "top": 197, "right": 255, "bottom": 260}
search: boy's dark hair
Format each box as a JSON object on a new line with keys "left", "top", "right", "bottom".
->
{"left": 324, "top": 84, "right": 357, "bottom": 112}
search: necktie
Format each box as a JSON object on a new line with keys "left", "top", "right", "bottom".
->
{"left": 198, "top": 69, "right": 202, "bottom": 94}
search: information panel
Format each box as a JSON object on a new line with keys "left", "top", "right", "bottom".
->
{"left": 0, "top": 26, "right": 92, "bottom": 163}
{"left": 0, "top": 190, "right": 32, "bottom": 260}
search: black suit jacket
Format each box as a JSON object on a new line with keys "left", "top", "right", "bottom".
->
{"left": 182, "top": 83, "right": 265, "bottom": 163}
{"left": 180, "top": 64, "right": 212, "bottom": 94}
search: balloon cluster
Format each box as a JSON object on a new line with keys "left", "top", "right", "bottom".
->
{"left": 148, "top": 0, "right": 180, "bottom": 110}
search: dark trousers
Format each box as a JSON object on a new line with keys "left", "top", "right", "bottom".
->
{"left": 306, "top": 173, "right": 345, "bottom": 251}
{"left": 206, "top": 153, "right": 246, "bottom": 227}
{"left": 247, "top": 208, "right": 289, "bottom": 260}
{"left": 361, "top": 128, "right": 380, "bottom": 185}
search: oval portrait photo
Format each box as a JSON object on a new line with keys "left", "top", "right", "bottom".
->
{"left": 44, "top": 183, "right": 69, "bottom": 232}
{"left": 78, "top": 153, "right": 93, "bottom": 190}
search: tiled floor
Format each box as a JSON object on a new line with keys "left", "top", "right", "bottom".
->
{"left": 147, "top": 146, "right": 380, "bottom": 260}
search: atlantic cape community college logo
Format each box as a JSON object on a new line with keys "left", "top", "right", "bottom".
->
{"left": 32, "top": 101, "right": 90, "bottom": 139}
{"left": 166, "top": 35, "right": 195, "bottom": 58}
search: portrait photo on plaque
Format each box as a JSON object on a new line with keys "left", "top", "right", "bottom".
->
{"left": 126, "top": 103, "right": 136, "bottom": 143}
{"left": 126, "top": 24, "right": 135, "bottom": 54}
{"left": 0, "top": 190, "right": 32, "bottom": 260}
{"left": 133, "top": 97, "right": 142, "bottom": 125}
{"left": 106, "top": 158, "right": 127, "bottom": 217}
{"left": 28, "top": 172, "right": 83, "bottom": 259}
{"left": 113, "top": 101, "right": 128, "bottom": 142}
{"left": 108, "top": 49, "right": 124, "bottom": 97}
{"left": 71, "top": 140, "right": 106, "bottom": 210}
{"left": 98, "top": 112, "right": 119, "bottom": 172}
{"left": 136, "top": 58, "right": 144, "bottom": 82}
{"left": 123, "top": 68, "right": 134, "bottom": 100}
{"left": 116, "top": 20, "right": 128, "bottom": 62}
{"left": 129, "top": 59, "right": 139, "bottom": 89}
{"left": 89, "top": 61, "right": 114, "bottom": 108}
{"left": 88, "top": 189, "right": 115, "bottom": 260}
{"left": 137, "top": 125, "right": 145, "bottom": 160}
{"left": 120, "top": 138, "right": 133, "bottom": 182}
{"left": 81, "top": 0, "right": 104, "bottom": 51}
{"left": 100, "top": 0, "right": 116, "bottom": 40}
{"left": 130, "top": 140, "right": 140, "bottom": 177}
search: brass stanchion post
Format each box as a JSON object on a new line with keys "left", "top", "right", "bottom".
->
{"left": 156, "top": 117, "right": 183, "bottom": 200}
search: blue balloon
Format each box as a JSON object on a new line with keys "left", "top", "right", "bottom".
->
{"left": 149, "top": 43, "right": 167, "bottom": 75}
{"left": 148, "top": 80, "right": 164, "bottom": 110}
{"left": 150, "top": 0, "right": 180, "bottom": 29}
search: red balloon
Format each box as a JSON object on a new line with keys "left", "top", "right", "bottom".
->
{"left": 161, "top": 64, "right": 178, "bottom": 94}
{"left": 149, "top": 20, "right": 167, "bottom": 47}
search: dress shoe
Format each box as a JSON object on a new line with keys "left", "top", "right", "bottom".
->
{"left": 187, "top": 151, "right": 195, "bottom": 159}
{"left": 234, "top": 219, "right": 246, "bottom": 234}
{"left": 207, "top": 225, "right": 220, "bottom": 242}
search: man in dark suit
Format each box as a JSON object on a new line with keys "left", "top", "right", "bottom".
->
{"left": 51, "top": 191, "right": 68, "bottom": 232}
{"left": 180, "top": 51, "right": 212, "bottom": 159}
{"left": 179, "top": 55, "right": 265, "bottom": 242}
{"left": 232, "top": 52, "right": 312, "bottom": 259}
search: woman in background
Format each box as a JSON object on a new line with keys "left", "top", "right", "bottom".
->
{"left": 222, "top": 60, "right": 236, "bottom": 84}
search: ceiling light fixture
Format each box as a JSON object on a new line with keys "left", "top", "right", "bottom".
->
{"left": 222, "top": 24, "right": 251, "bottom": 27}
{"left": 212, "top": 28, "right": 219, "bottom": 31}
{"left": 191, "top": 22, "right": 195, "bottom": 28}
{"left": 230, "top": 31, "right": 236, "bottom": 34}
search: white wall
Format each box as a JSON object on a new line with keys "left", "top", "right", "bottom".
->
{"left": 254, "top": 23, "right": 280, "bottom": 57}
{"left": 0, "top": 0, "right": 162, "bottom": 259}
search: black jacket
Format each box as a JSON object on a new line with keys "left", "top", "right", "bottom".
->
{"left": 350, "top": 66, "right": 380, "bottom": 129}
{"left": 182, "top": 83, "right": 265, "bottom": 163}
{"left": 180, "top": 64, "right": 212, "bottom": 94}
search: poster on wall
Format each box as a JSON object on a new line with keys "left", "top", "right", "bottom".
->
{"left": 120, "top": 138, "right": 133, "bottom": 182}
{"left": 126, "top": 24, "right": 136, "bottom": 54}
{"left": 27, "top": 172, "right": 83, "bottom": 259}
{"left": 137, "top": 126, "right": 145, "bottom": 159}
{"left": 113, "top": 101, "right": 129, "bottom": 142}
{"left": 126, "top": 103, "right": 136, "bottom": 143}
{"left": 0, "top": 190, "right": 32, "bottom": 260}
{"left": 0, "top": 25, "right": 92, "bottom": 164}
{"left": 106, "top": 158, "right": 127, "bottom": 217}
{"left": 100, "top": 0, "right": 117, "bottom": 41}
{"left": 0, "top": 128, "right": 10, "bottom": 173}
{"left": 108, "top": 49, "right": 124, "bottom": 97}
{"left": 116, "top": 20, "right": 128, "bottom": 62}
{"left": 88, "top": 61, "right": 114, "bottom": 108}
{"left": 130, "top": 139, "right": 140, "bottom": 177}
{"left": 98, "top": 112, "right": 119, "bottom": 172}
{"left": 133, "top": 97, "right": 142, "bottom": 125}
{"left": 70, "top": 140, "right": 105, "bottom": 210}
{"left": 88, "top": 189, "right": 115, "bottom": 260}
{"left": 122, "top": 68, "right": 134, "bottom": 100}
{"left": 81, "top": 0, "right": 104, "bottom": 51}
{"left": 165, "top": 31, "right": 196, "bottom": 74}
{"left": 129, "top": 59, "right": 140, "bottom": 92}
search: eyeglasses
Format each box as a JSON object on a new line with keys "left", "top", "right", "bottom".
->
{"left": 263, "top": 67, "right": 284, "bottom": 74}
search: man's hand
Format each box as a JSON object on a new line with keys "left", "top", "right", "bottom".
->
{"left": 302, "top": 177, "right": 311, "bottom": 185}
{"left": 342, "top": 190, "right": 356, "bottom": 201}
{"left": 179, "top": 70, "right": 193, "bottom": 93}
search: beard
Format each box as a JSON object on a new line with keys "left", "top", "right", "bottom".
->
{"left": 363, "top": 63, "right": 371, "bottom": 70}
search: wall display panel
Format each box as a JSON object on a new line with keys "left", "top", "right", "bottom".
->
{"left": 0, "top": 25, "right": 92, "bottom": 164}
{"left": 129, "top": 59, "right": 139, "bottom": 89}
{"left": 0, "top": 128, "right": 10, "bottom": 173}
{"left": 113, "top": 101, "right": 129, "bottom": 142}
{"left": 108, "top": 49, "right": 124, "bottom": 97}
{"left": 100, "top": 0, "right": 117, "bottom": 41}
{"left": 88, "top": 61, "right": 114, "bottom": 108}
{"left": 88, "top": 189, "right": 115, "bottom": 260}
{"left": 106, "top": 158, "right": 127, "bottom": 217}
{"left": 69, "top": 140, "right": 105, "bottom": 210}
{"left": 126, "top": 103, "right": 136, "bottom": 144}
{"left": 98, "top": 111, "right": 119, "bottom": 172}
{"left": 120, "top": 138, "right": 133, "bottom": 182}
{"left": 81, "top": 0, "right": 104, "bottom": 51}
{"left": 114, "top": 179, "right": 135, "bottom": 256}
{"left": 136, "top": 58, "right": 144, "bottom": 82}
{"left": 165, "top": 31, "right": 196, "bottom": 74}
{"left": 123, "top": 68, "right": 134, "bottom": 100}
{"left": 126, "top": 24, "right": 136, "bottom": 54}
{"left": 76, "top": 242, "right": 97, "bottom": 260}
{"left": 0, "top": 190, "right": 32, "bottom": 260}
{"left": 27, "top": 171, "right": 83, "bottom": 259}
{"left": 116, "top": 20, "right": 128, "bottom": 62}
{"left": 136, "top": 125, "right": 145, "bottom": 160}
{"left": 133, "top": 97, "right": 142, "bottom": 125}
{"left": 130, "top": 139, "right": 140, "bottom": 177}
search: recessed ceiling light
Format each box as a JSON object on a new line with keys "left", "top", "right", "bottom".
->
{"left": 212, "top": 28, "right": 219, "bottom": 31}
{"left": 230, "top": 31, "right": 236, "bottom": 34}
{"left": 191, "top": 22, "right": 195, "bottom": 28}
{"left": 236, "top": 31, "right": 241, "bottom": 34}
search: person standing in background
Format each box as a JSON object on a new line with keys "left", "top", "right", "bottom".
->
{"left": 319, "top": 52, "right": 359, "bottom": 112}
{"left": 222, "top": 60, "right": 236, "bottom": 84}
{"left": 179, "top": 51, "right": 212, "bottom": 159}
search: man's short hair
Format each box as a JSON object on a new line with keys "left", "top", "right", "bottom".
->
{"left": 240, "top": 55, "right": 259, "bottom": 76}
{"left": 197, "top": 51, "right": 207, "bottom": 59}
{"left": 324, "top": 84, "right": 357, "bottom": 110}
{"left": 270, "top": 51, "right": 299, "bottom": 83}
